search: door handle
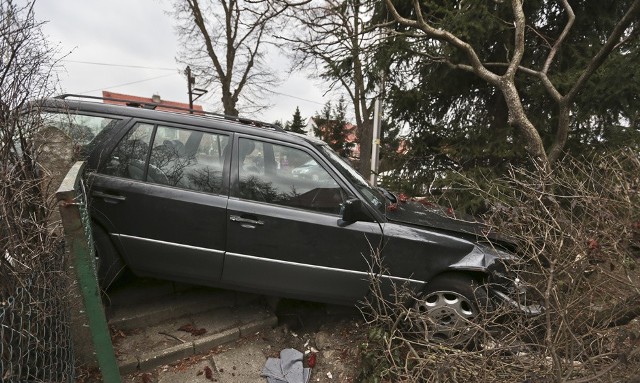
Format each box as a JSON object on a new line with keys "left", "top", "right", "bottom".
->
{"left": 230, "top": 215, "right": 264, "bottom": 226}
{"left": 92, "top": 190, "right": 127, "bottom": 202}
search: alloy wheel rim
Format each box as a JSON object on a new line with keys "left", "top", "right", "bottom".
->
{"left": 414, "top": 290, "right": 478, "bottom": 345}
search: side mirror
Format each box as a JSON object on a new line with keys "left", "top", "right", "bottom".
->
{"left": 340, "top": 198, "right": 373, "bottom": 223}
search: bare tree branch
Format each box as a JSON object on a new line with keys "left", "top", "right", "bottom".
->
{"left": 172, "top": 0, "right": 288, "bottom": 116}
{"left": 281, "top": 0, "right": 389, "bottom": 178}
{"left": 385, "top": 0, "right": 550, "bottom": 171}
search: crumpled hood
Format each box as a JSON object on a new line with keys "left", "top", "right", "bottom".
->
{"left": 385, "top": 200, "right": 492, "bottom": 239}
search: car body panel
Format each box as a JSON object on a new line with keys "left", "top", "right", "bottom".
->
{"left": 31, "top": 97, "right": 529, "bottom": 309}
{"left": 89, "top": 173, "right": 229, "bottom": 284}
{"left": 224, "top": 198, "right": 381, "bottom": 303}
{"left": 386, "top": 200, "right": 486, "bottom": 238}
{"left": 380, "top": 222, "right": 477, "bottom": 280}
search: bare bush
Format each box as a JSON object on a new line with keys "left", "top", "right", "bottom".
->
{"left": 1, "top": 0, "right": 61, "bottom": 293}
{"left": 0, "top": 1, "right": 75, "bottom": 381}
{"left": 359, "top": 151, "right": 640, "bottom": 383}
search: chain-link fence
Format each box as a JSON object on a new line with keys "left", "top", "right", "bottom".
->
{"left": 0, "top": 246, "right": 75, "bottom": 382}
{"left": 0, "top": 159, "right": 77, "bottom": 382}
{"left": 1, "top": 161, "right": 120, "bottom": 382}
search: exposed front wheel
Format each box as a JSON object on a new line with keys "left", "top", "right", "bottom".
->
{"left": 413, "top": 273, "right": 488, "bottom": 346}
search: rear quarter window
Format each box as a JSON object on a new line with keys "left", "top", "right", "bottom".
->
{"left": 39, "top": 112, "right": 121, "bottom": 157}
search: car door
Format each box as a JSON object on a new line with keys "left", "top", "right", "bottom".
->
{"left": 222, "top": 136, "right": 382, "bottom": 303}
{"left": 89, "top": 121, "right": 231, "bottom": 285}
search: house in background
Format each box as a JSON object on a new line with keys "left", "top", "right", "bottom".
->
{"left": 304, "top": 117, "right": 360, "bottom": 160}
{"left": 102, "top": 91, "right": 203, "bottom": 114}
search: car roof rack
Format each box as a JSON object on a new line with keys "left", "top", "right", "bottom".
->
{"left": 54, "top": 94, "right": 286, "bottom": 132}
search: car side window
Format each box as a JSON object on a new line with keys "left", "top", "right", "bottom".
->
{"left": 40, "top": 112, "right": 120, "bottom": 146}
{"left": 101, "top": 122, "right": 229, "bottom": 194}
{"left": 148, "top": 126, "right": 229, "bottom": 194}
{"left": 237, "top": 138, "right": 346, "bottom": 214}
{"left": 38, "top": 112, "right": 121, "bottom": 159}
{"left": 102, "top": 122, "right": 154, "bottom": 180}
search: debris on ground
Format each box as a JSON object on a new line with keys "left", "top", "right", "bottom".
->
{"left": 178, "top": 323, "right": 207, "bottom": 336}
{"left": 261, "top": 348, "right": 310, "bottom": 383}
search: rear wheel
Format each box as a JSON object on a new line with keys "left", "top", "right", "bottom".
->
{"left": 92, "top": 223, "right": 125, "bottom": 291}
{"left": 413, "top": 273, "right": 488, "bottom": 346}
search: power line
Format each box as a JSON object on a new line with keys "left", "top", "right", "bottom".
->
{"left": 63, "top": 60, "right": 176, "bottom": 71}
{"left": 78, "top": 73, "right": 179, "bottom": 94}
{"left": 67, "top": 62, "right": 325, "bottom": 106}
{"left": 271, "top": 90, "right": 325, "bottom": 106}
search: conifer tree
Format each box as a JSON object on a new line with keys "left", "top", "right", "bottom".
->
{"left": 287, "top": 106, "right": 306, "bottom": 134}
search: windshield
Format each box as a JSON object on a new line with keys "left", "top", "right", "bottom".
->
{"left": 319, "top": 145, "right": 386, "bottom": 212}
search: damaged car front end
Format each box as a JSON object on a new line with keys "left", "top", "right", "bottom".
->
{"left": 346, "top": 186, "right": 545, "bottom": 344}
{"left": 449, "top": 242, "right": 544, "bottom": 316}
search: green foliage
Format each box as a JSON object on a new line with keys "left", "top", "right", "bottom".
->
{"left": 376, "top": 0, "right": 640, "bottom": 214}
{"left": 377, "top": 119, "right": 402, "bottom": 171}
{"left": 313, "top": 97, "right": 355, "bottom": 158}
{"left": 312, "top": 101, "right": 332, "bottom": 140}
{"left": 285, "top": 106, "right": 306, "bottom": 134}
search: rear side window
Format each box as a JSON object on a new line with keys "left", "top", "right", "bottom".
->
{"left": 102, "top": 123, "right": 154, "bottom": 181}
{"left": 39, "top": 112, "right": 121, "bottom": 157}
{"left": 101, "top": 122, "right": 229, "bottom": 195}
{"left": 148, "top": 126, "right": 229, "bottom": 194}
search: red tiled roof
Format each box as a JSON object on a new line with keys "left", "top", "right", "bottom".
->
{"left": 102, "top": 91, "right": 203, "bottom": 113}
{"left": 311, "top": 118, "right": 358, "bottom": 143}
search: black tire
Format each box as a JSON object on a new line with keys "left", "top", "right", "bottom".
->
{"left": 412, "top": 272, "right": 489, "bottom": 346}
{"left": 92, "top": 223, "right": 125, "bottom": 291}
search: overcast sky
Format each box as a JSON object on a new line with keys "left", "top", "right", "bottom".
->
{"left": 34, "top": 0, "right": 330, "bottom": 124}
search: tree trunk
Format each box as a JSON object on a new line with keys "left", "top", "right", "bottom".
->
{"left": 357, "top": 118, "right": 373, "bottom": 180}
{"left": 500, "top": 79, "right": 550, "bottom": 172}
{"left": 548, "top": 102, "right": 571, "bottom": 163}
{"left": 222, "top": 94, "right": 239, "bottom": 116}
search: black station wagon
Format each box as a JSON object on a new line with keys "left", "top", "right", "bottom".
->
{"left": 35, "top": 95, "right": 539, "bottom": 344}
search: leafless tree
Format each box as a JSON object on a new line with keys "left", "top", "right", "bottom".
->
{"left": 171, "top": 0, "right": 306, "bottom": 116}
{"left": 281, "top": 0, "right": 385, "bottom": 178}
{"left": 0, "top": 1, "right": 58, "bottom": 118}
{"left": 383, "top": 0, "right": 640, "bottom": 172}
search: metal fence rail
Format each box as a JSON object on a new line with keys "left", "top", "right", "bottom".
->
{"left": 0, "top": 248, "right": 75, "bottom": 382}
{"left": 56, "top": 161, "right": 121, "bottom": 383}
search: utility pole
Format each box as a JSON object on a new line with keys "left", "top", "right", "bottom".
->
{"left": 369, "top": 29, "right": 387, "bottom": 186}
{"left": 185, "top": 66, "right": 195, "bottom": 113}
{"left": 370, "top": 66, "right": 386, "bottom": 186}
{"left": 184, "top": 66, "right": 207, "bottom": 114}
{"left": 370, "top": 98, "right": 382, "bottom": 186}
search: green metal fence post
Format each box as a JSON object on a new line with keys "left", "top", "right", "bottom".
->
{"left": 56, "top": 161, "right": 122, "bottom": 383}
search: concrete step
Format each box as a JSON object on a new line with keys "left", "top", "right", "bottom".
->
{"left": 113, "top": 304, "right": 277, "bottom": 375}
{"left": 104, "top": 278, "right": 276, "bottom": 375}
{"left": 107, "top": 287, "right": 261, "bottom": 331}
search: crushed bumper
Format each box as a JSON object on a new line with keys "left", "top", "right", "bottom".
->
{"left": 491, "top": 290, "right": 544, "bottom": 315}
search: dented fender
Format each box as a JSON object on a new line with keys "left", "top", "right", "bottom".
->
{"left": 449, "top": 244, "right": 543, "bottom": 315}
{"left": 448, "top": 244, "right": 514, "bottom": 273}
